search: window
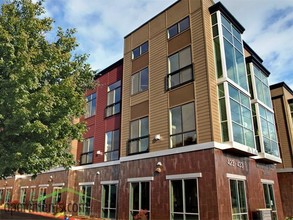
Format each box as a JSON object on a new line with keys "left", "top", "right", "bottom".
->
{"left": 38, "top": 187, "right": 47, "bottom": 212}
{"left": 29, "top": 188, "right": 36, "bottom": 203}
{"left": 51, "top": 187, "right": 62, "bottom": 213}
{"left": 105, "top": 130, "right": 120, "bottom": 161}
{"left": 263, "top": 183, "right": 277, "bottom": 220}
{"left": 80, "top": 137, "right": 94, "bottom": 165}
{"left": 0, "top": 189, "right": 3, "bottom": 205}
{"left": 85, "top": 93, "right": 96, "bottom": 118}
{"left": 168, "top": 47, "right": 193, "bottom": 89}
{"left": 79, "top": 185, "right": 92, "bottom": 216}
{"left": 170, "top": 179, "right": 199, "bottom": 220}
{"left": 229, "top": 179, "right": 248, "bottom": 220}
{"left": 128, "top": 117, "right": 149, "bottom": 155}
{"left": 289, "top": 100, "right": 293, "bottom": 123}
{"left": 229, "top": 84, "right": 255, "bottom": 148}
{"left": 168, "top": 17, "right": 190, "bottom": 39}
{"left": 102, "top": 184, "right": 117, "bottom": 219}
{"left": 170, "top": 102, "right": 196, "bottom": 148}
{"left": 253, "top": 66, "right": 272, "bottom": 108}
{"left": 132, "top": 42, "right": 148, "bottom": 59}
{"left": 106, "top": 81, "right": 121, "bottom": 117}
{"left": 4, "top": 189, "right": 11, "bottom": 204}
{"left": 130, "top": 182, "right": 150, "bottom": 220}
{"left": 259, "top": 105, "right": 279, "bottom": 156}
{"left": 132, "top": 67, "right": 148, "bottom": 94}
{"left": 218, "top": 84, "right": 229, "bottom": 142}
{"left": 20, "top": 188, "right": 27, "bottom": 205}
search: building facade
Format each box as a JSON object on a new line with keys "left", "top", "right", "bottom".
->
{"left": 0, "top": 0, "right": 286, "bottom": 219}
{"left": 270, "top": 82, "right": 293, "bottom": 218}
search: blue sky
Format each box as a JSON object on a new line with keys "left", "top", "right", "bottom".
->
{"left": 1, "top": 0, "right": 293, "bottom": 88}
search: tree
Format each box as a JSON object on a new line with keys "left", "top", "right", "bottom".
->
{"left": 0, "top": 0, "right": 95, "bottom": 178}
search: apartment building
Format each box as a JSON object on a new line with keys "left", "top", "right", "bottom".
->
{"left": 270, "top": 82, "right": 293, "bottom": 218}
{"left": 0, "top": 0, "right": 286, "bottom": 219}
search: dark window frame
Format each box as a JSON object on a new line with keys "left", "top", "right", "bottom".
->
{"left": 105, "top": 81, "right": 121, "bottom": 118}
{"left": 132, "top": 42, "right": 149, "bottom": 60}
{"left": 167, "top": 16, "right": 190, "bottom": 39}
{"left": 131, "top": 67, "right": 149, "bottom": 95}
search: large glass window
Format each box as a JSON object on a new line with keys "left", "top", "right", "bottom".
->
{"left": 29, "top": 188, "right": 36, "bottom": 204}
{"left": 104, "top": 130, "right": 119, "bottom": 162}
{"left": 132, "top": 42, "right": 148, "bottom": 59}
{"left": 132, "top": 67, "right": 148, "bottom": 95}
{"left": 0, "top": 189, "right": 4, "bottom": 205}
{"left": 168, "top": 47, "right": 193, "bottom": 89}
{"left": 38, "top": 187, "right": 47, "bottom": 212}
{"left": 170, "top": 179, "right": 199, "bottom": 220}
{"left": 130, "top": 182, "right": 150, "bottom": 220}
{"left": 20, "top": 188, "right": 27, "bottom": 205}
{"left": 253, "top": 66, "right": 272, "bottom": 108}
{"left": 79, "top": 185, "right": 92, "bottom": 216}
{"left": 218, "top": 84, "right": 229, "bottom": 142}
{"left": 229, "top": 84, "right": 255, "bottom": 148}
{"left": 128, "top": 117, "right": 149, "bottom": 155}
{"left": 4, "top": 189, "right": 11, "bottom": 204}
{"left": 168, "top": 17, "right": 190, "bottom": 39}
{"left": 263, "top": 183, "right": 277, "bottom": 220}
{"left": 80, "top": 137, "right": 94, "bottom": 165}
{"left": 259, "top": 105, "right": 279, "bottom": 156}
{"left": 229, "top": 179, "right": 248, "bottom": 220}
{"left": 101, "top": 184, "right": 117, "bottom": 220}
{"left": 85, "top": 93, "right": 96, "bottom": 118}
{"left": 106, "top": 81, "right": 121, "bottom": 117}
{"left": 170, "top": 102, "right": 196, "bottom": 148}
{"left": 51, "top": 187, "right": 62, "bottom": 213}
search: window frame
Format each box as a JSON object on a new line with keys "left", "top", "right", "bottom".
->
{"left": 0, "top": 189, "right": 4, "bottom": 204}
{"left": 105, "top": 81, "right": 121, "bottom": 118}
{"left": 85, "top": 93, "right": 96, "bottom": 118}
{"left": 128, "top": 117, "right": 149, "bottom": 155}
{"left": 169, "top": 102, "right": 196, "bottom": 148}
{"left": 80, "top": 137, "right": 94, "bottom": 165}
{"left": 38, "top": 187, "right": 47, "bottom": 212}
{"left": 20, "top": 188, "right": 27, "bottom": 204}
{"left": 4, "top": 189, "right": 12, "bottom": 204}
{"left": 262, "top": 182, "right": 277, "bottom": 220}
{"left": 29, "top": 187, "right": 36, "bottom": 204}
{"left": 131, "top": 67, "right": 149, "bottom": 95}
{"left": 167, "top": 16, "right": 190, "bottom": 39}
{"left": 167, "top": 46, "right": 194, "bottom": 90}
{"left": 104, "top": 130, "right": 120, "bottom": 162}
{"left": 101, "top": 184, "right": 118, "bottom": 219}
{"left": 132, "top": 42, "right": 148, "bottom": 60}
{"left": 79, "top": 185, "right": 92, "bottom": 216}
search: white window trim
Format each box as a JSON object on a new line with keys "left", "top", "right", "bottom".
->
{"left": 20, "top": 186, "right": 29, "bottom": 189}
{"left": 261, "top": 179, "right": 274, "bottom": 184}
{"left": 166, "top": 172, "right": 202, "bottom": 180}
{"left": 52, "top": 183, "right": 65, "bottom": 187}
{"left": 101, "top": 180, "right": 119, "bottom": 185}
{"left": 30, "top": 186, "right": 36, "bottom": 188}
{"left": 38, "top": 184, "right": 49, "bottom": 187}
{"left": 127, "top": 176, "right": 154, "bottom": 182}
{"left": 79, "top": 182, "right": 95, "bottom": 186}
{"left": 5, "top": 187, "right": 13, "bottom": 189}
{"left": 226, "top": 173, "right": 246, "bottom": 180}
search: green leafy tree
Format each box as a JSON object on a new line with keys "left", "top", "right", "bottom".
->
{"left": 0, "top": 0, "right": 94, "bottom": 178}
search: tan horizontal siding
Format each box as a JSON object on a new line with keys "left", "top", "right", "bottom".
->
{"left": 167, "top": 0, "right": 189, "bottom": 27}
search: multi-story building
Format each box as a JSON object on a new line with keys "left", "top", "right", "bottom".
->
{"left": 0, "top": 0, "right": 286, "bottom": 219}
{"left": 270, "top": 82, "right": 293, "bottom": 218}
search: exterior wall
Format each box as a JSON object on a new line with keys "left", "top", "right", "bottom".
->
{"left": 278, "top": 172, "right": 293, "bottom": 217}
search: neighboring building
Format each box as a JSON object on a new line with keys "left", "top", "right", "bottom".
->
{"left": 270, "top": 82, "right": 293, "bottom": 218}
{"left": 0, "top": 0, "right": 286, "bottom": 219}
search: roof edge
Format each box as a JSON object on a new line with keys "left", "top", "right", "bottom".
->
{"left": 243, "top": 41, "right": 263, "bottom": 63}
{"left": 270, "top": 82, "right": 293, "bottom": 96}
{"left": 245, "top": 56, "right": 270, "bottom": 77}
{"left": 94, "top": 58, "right": 123, "bottom": 80}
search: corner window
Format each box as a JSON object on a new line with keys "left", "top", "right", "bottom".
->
{"left": 170, "top": 102, "right": 196, "bottom": 148}
{"left": 263, "top": 183, "right": 277, "bottom": 220}
{"left": 168, "top": 17, "right": 190, "bottom": 39}
{"left": 132, "top": 67, "right": 148, "bottom": 95}
{"left": 102, "top": 184, "right": 117, "bottom": 219}
{"left": 170, "top": 179, "right": 199, "bottom": 220}
{"left": 229, "top": 179, "right": 248, "bottom": 219}
{"left": 79, "top": 185, "right": 92, "bottom": 216}
{"left": 218, "top": 84, "right": 229, "bottom": 142}
{"left": 168, "top": 46, "right": 193, "bottom": 89}
{"left": 259, "top": 105, "right": 279, "bottom": 156}
{"left": 85, "top": 93, "right": 96, "bottom": 118}
{"left": 106, "top": 81, "right": 121, "bottom": 117}
{"left": 80, "top": 137, "right": 94, "bottom": 165}
{"left": 128, "top": 117, "right": 149, "bottom": 155}
{"left": 132, "top": 42, "right": 148, "bottom": 59}
{"left": 104, "top": 130, "right": 120, "bottom": 162}
{"left": 229, "top": 84, "right": 255, "bottom": 148}
{"left": 130, "top": 182, "right": 150, "bottom": 220}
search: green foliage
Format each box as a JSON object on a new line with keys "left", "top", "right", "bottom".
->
{"left": 0, "top": 0, "right": 94, "bottom": 178}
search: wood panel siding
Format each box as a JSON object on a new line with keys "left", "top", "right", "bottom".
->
{"left": 169, "top": 83, "right": 194, "bottom": 108}
{"left": 130, "top": 91, "right": 149, "bottom": 106}
{"left": 168, "top": 29, "right": 191, "bottom": 55}
{"left": 132, "top": 52, "right": 149, "bottom": 73}
{"left": 149, "top": 32, "right": 169, "bottom": 152}
{"left": 189, "top": 0, "right": 201, "bottom": 13}
{"left": 131, "top": 101, "right": 149, "bottom": 120}
{"left": 202, "top": 0, "right": 221, "bottom": 142}
{"left": 124, "top": 37, "right": 131, "bottom": 54}
{"left": 150, "top": 12, "right": 166, "bottom": 38}
{"left": 167, "top": 0, "right": 189, "bottom": 27}
{"left": 131, "top": 24, "right": 149, "bottom": 49}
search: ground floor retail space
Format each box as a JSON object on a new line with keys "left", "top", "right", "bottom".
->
{"left": 0, "top": 149, "right": 285, "bottom": 219}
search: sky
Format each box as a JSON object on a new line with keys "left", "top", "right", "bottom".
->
{"left": 1, "top": 0, "right": 293, "bottom": 88}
